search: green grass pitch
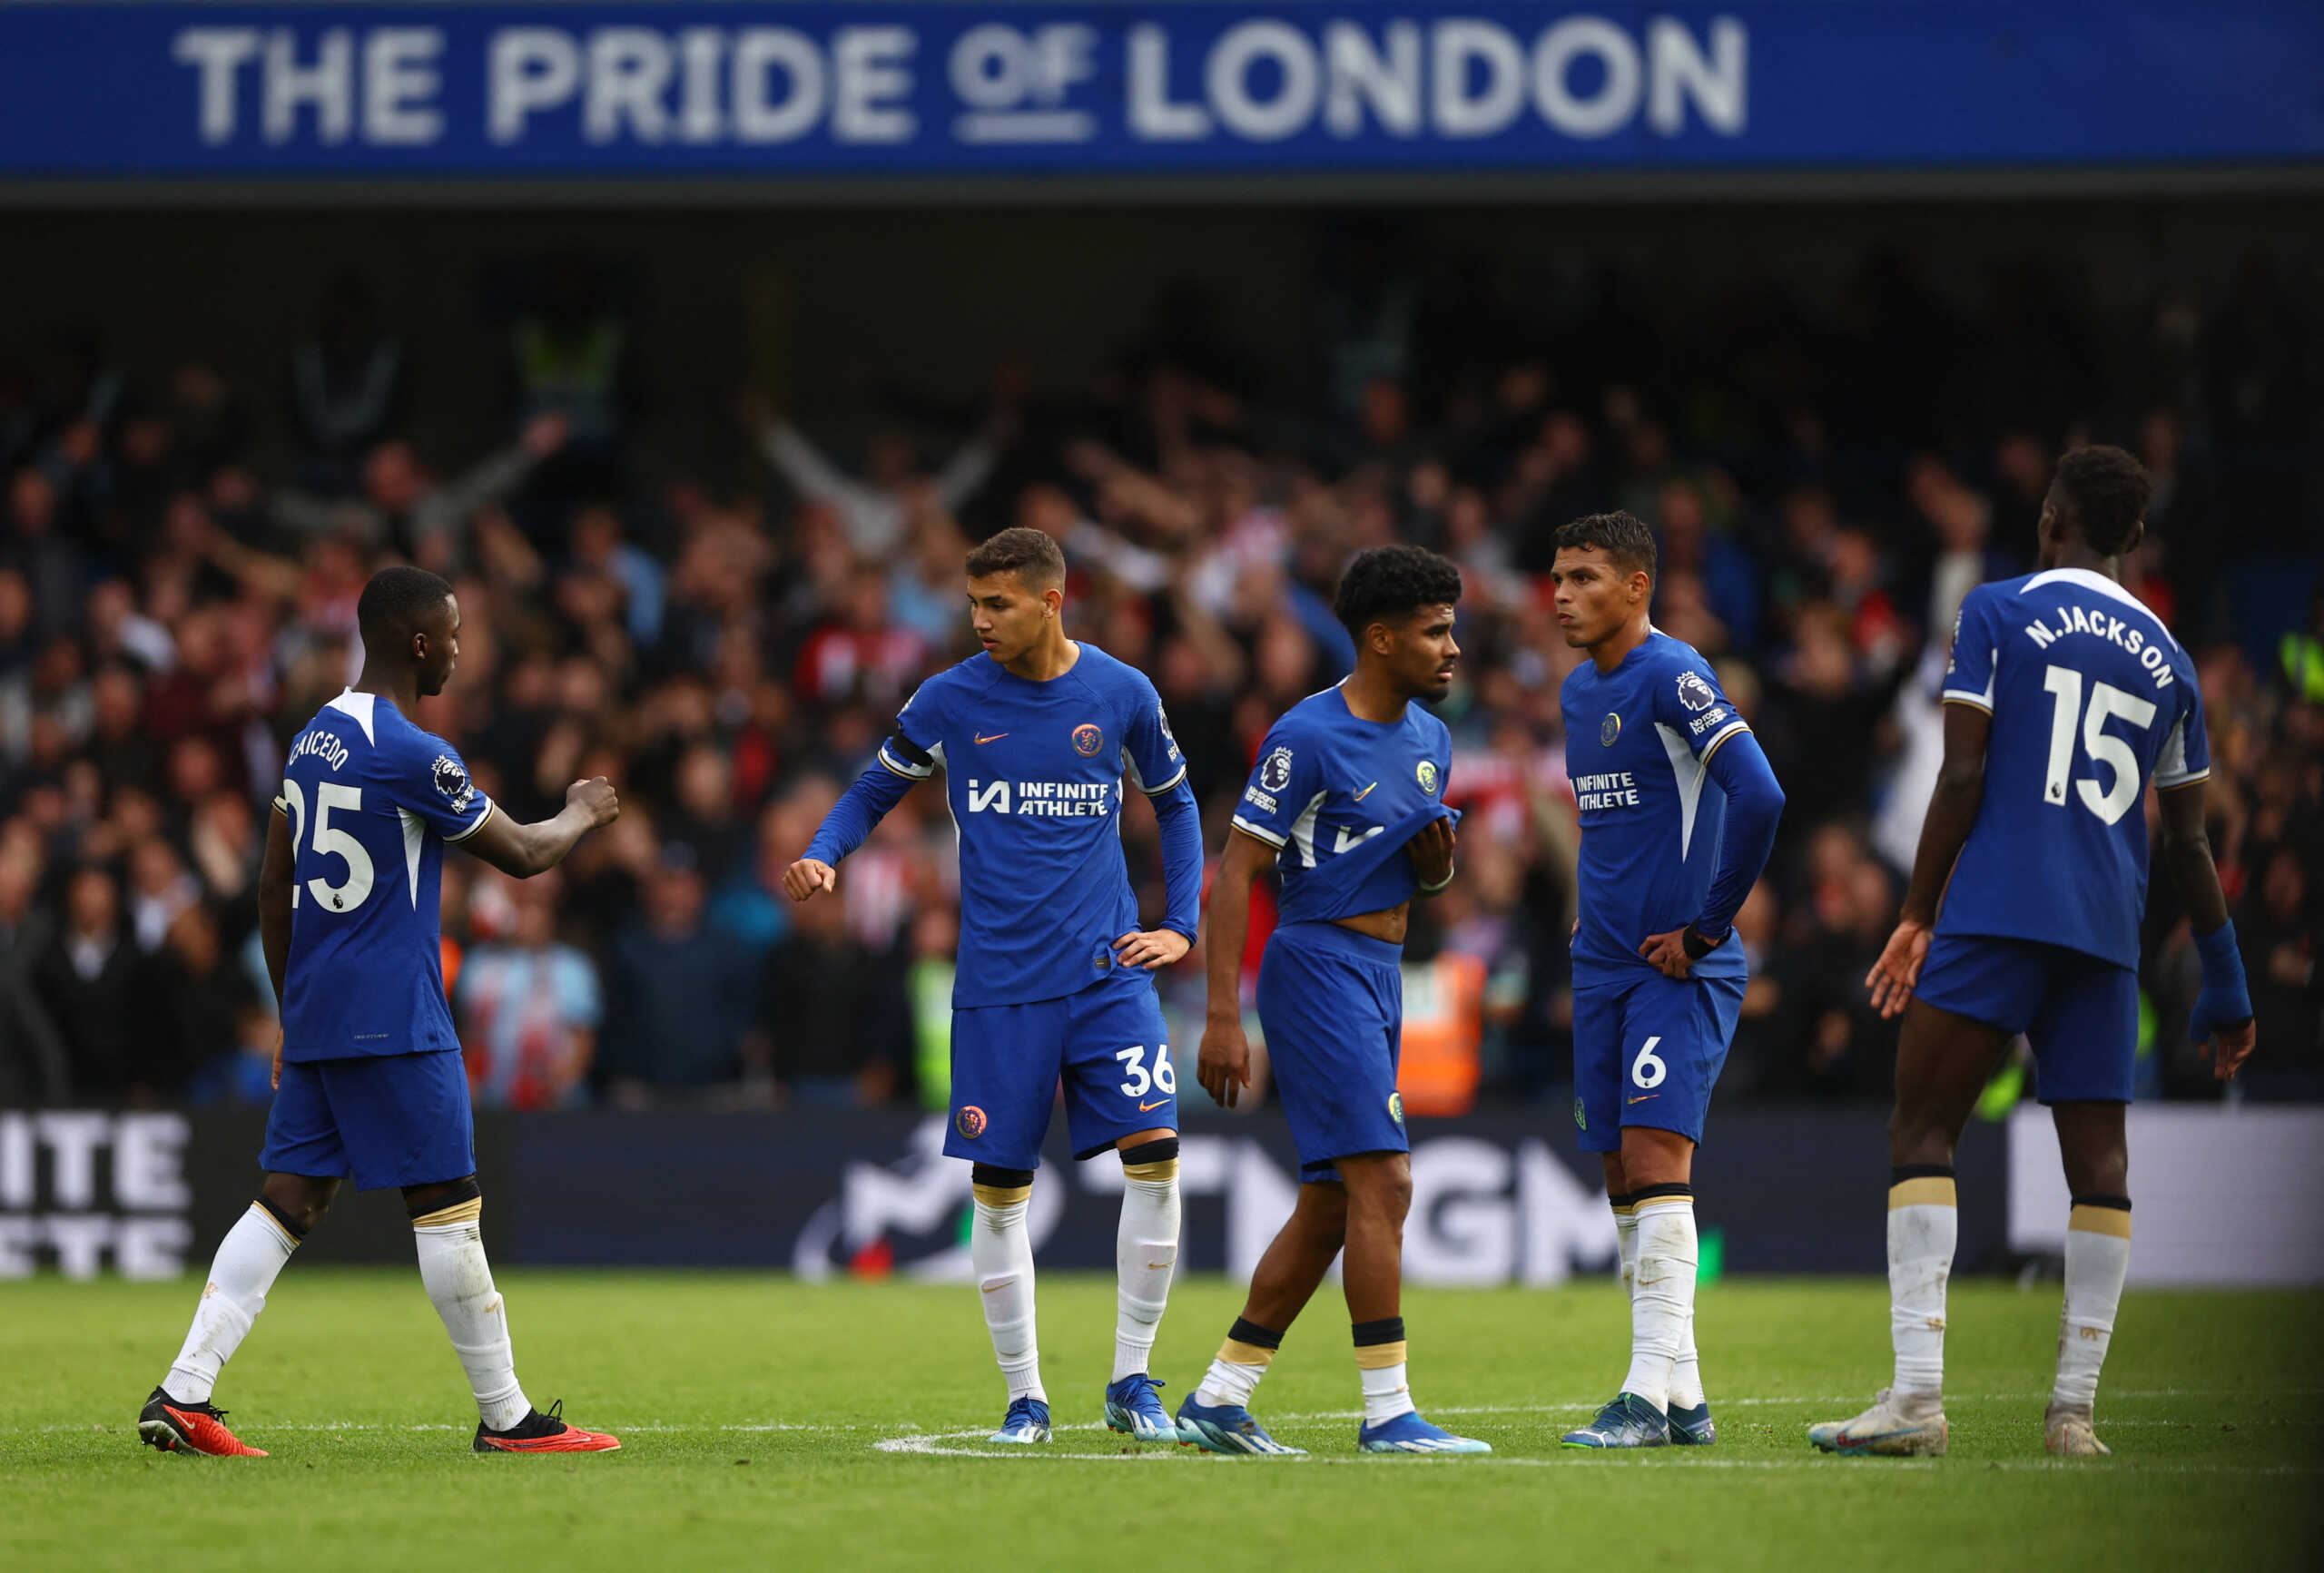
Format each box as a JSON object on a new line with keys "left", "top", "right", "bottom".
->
{"left": 2, "top": 1271, "right": 2317, "bottom": 1570}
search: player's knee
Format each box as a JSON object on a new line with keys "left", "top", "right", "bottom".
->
{"left": 405, "top": 1175, "right": 483, "bottom": 1226}
{"left": 1118, "top": 1136, "right": 1179, "bottom": 1184}
{"left": 1886, "top": 1111, "right": 1956, "bottom": 1168}
{"left": 259, "top": 1175, "right": 337, "bottom": 1234}
{"left": 1344, "top": 1160, "right": 1413, "bottom": 1222}
{"left": 970, "top": 1164, "right": 1035, "bottom": 1207}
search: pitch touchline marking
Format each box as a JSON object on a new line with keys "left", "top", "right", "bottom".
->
{"left": 869, "top": 1429, "right": 2322, "bottom": 1475}
{"left": 25, "top": 1390, "right": 2308, "bottom": 1438}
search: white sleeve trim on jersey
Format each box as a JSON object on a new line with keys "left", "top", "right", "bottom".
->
{"left": 1698, "top": 718, "right": 1751, "bottom": 764}
{"left": 2154, "top": 767, "right": 2211, "bottom": 791}
{"left": 1136, "top": 762, "right": 1188, "bottom": 797}
{"left": 877, "top": 742, "right": 936, "bottom": 781}
{"left": 1229, "top": 815, "right": 1287, "bottom": 848}
{"left": 443, "top": 798, "right": 496, "bottom": 843}
{"left": 1939, "top": 689, "right": 1994, "bottom": 712}
{"left": 2151, "top": 713, "right": 2201, "bottom": 789}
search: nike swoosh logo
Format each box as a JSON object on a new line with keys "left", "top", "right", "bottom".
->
{"left": 975, "top": 732, "right": 1009, "bottom": 745}
{"left": 1139, "top": 1099, "right": 1168, "bottom": 1111}
{"left": 1627, "top": 1094, "right": 1659, "bottom": 1105}
{"left": 1352, "top": 782, "right": 1378, "bottom": 801}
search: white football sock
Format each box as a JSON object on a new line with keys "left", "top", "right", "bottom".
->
{"left": 1620, "top": 1194, "right": 1698, "bottom": 1411}
{"left": 1113, "top": 1169, "right": 1179, "bottom": 1383}
{"left": 1888, "top": 1172, "right": 1957, "bottom": 1404}
{"left": 1357, "top": 1330, "right": 1417, "bottom": 1426}
{"left": 1196, "top": 1322, "right": 1279, "bottom": 1409}
{"left": 1615, "top": 1196, "right": 1702, "bottom": 1408}
{"left": 164, "top": 1202, "right": 300, "bottom": 1403}
{"left": 413, "top": 1201, "right": 532, "bottom": 1431}
{"left": 2053, "top": 1200, "right": 2132, "bottom": 1411}
{"left": 972, "top": 1188, "right": 1045, "bottom": 1404}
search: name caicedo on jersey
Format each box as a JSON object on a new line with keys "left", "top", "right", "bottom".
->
{"left": 288, "top": 728, "right": 350, "bottom": 772}
{"left": 965, "top": 780, "right": 1113, "bottom": 817}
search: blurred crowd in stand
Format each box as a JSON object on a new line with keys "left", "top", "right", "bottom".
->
{"left": 3, "top": 246, "right": 2319, "bottom": 1114}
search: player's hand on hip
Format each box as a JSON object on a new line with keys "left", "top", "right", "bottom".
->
{"left": 1639, "top": 928, "right": 1694, "bottom": 979}
{"left": 783, "top": 858, "right": 837, "bottom": 902}
{"left": 1865, "top": 919, "right": 1932, "bottom": 1019}
{"left": 1114, "top": 929, "right": 1192, "bottom": 970}
{"left": 2200, "top": 1015, "right": 2258, "bottom": 1082}
{"left": 1404, "top": 817, "right": 1456, "bottom": 887}
{"left": 1196, "top": 1018, "right": 1252, "bottom": 1109}
{"left": 567, "top": 775, "right": 620, "bottom": 827}
{"left": 271, "top": 1028, "right": 283, "bottom": 1093}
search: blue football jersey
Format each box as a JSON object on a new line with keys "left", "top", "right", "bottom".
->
{"left": 1935, "top": 568, "right": 2207, "bottom": 969}
{"left": 275, "top": 690, "right": 493, "bottom": 1061}
{"left": 1561, "top": 631, "right": 1751, "bottom": 982}
{"left": 1229, "top": 683, "right": 1455, "bottom": 926}
{"left": 881, "top": 644, "right": 1187, "bottom": 1008}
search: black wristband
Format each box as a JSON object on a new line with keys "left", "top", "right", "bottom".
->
{"left": 1681, "top": 922, "right": 1726, "bottom": 960}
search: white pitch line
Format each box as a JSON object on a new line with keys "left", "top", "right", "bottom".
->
{"left": 870, "top": 1428, "right": 2322, "bottom": 1475}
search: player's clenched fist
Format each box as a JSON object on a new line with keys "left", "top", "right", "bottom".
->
{"left": 1405, "top": 817, "right": 1456, "bottom": 888}
{"left": 1196, "top": 1016, "right": 1253, "bottom": 1109}
{"left": 566, "top": 776, "right": 620, "bottom": 828}
{"left": 783, "top": 858, "right": 838, "bottom": 902}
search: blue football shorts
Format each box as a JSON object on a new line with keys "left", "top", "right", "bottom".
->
{"left": 1571, "top": 966, "right": 1745, "bottom": 1154}
{"left": 945, "top": 962, "right": 1177, "bottom": 1171}
{"left": 260, "top": 1047, "right": 477, "bottom": 1190}
{"left": 1256, "top": 919, "right": 1408, "bottom": 1185}
{"left": 1915, "top": 931, "right": 2139, "bottom": 1103}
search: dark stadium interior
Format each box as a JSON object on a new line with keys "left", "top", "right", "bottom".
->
{"left": 2, "top": 197, "right": 2319, "bottom": 1115}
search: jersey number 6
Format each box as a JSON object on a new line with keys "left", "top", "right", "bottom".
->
{"left": 281, "top": 779, "right": 377, "bottom": 913}
{"left": 1632, "top": 1036, "right": 1668, "bottom": 1090}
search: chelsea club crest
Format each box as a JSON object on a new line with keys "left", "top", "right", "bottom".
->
{"left": 1600, "top": 713, "right": 1621, "bottom": 746}
{"left": 1415, "top": 760, "right": 1439, "bottom": 795}
{"left": 1071, "top": 723, "right": 1104, "bottom": 757}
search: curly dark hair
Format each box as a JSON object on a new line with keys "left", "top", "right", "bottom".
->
{"left": 1551, "top": 510, "right": 1657, "bottom": 582}
{"left": 2052, "top": 445, "right": 2151, "bottom": 555}
{"left": 356, "top": 565, "right": 454, "bottom": 650}
{"left": 1334, "top": 545, "right": 1463, "bottom": 638}
{"left": 964, "top": 526, "right": 1067, "bottom": 589}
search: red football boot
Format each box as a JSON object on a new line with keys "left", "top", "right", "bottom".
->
{"left": 472, "top": 1400, "right": 622, "bottom": 1454}
{"left": 138, "top": 1388, "right": 269, "bottom": 1457}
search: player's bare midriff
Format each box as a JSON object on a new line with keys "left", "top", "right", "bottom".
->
{"left": 1334, "top": 903, "right": 1410, "bottom": 945}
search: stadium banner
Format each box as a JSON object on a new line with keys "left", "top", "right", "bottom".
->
{"left": 0, "top": 2, "right": 2317, "bottom": 182}
{"left": 2008, "top": 1106, "right": 2324, "bottom": 1286}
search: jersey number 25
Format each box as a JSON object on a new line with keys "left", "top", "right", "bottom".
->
{"left": 281, "top": 779, "right": 377, "bottom": 912}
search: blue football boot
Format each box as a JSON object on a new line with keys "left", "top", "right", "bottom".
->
{"left": 1356, "top": 1411, "right": 1492, "bottom": 1454}
{"left": 1104, "top": 1374, "right": 1181, "bottom": 1442}
{"left": 1561, "top": 1392, "right": 1670, "bottom": 1449}
{"left": 1667, "top": 1400, "right": 1717, "bottom": 1445}
{"left": 990, "top": 1396, "right": 1051, "bottom": 1445}
{"left": 1174, "top": 1392, "right": 1305, "bottom": 1456}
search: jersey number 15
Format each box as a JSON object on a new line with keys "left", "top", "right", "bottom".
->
{"left": 281, "top": 779, "right": 376, "bottom": 913}
{"left": 2038, "top": 665, "right": 2156, "bottom": 826}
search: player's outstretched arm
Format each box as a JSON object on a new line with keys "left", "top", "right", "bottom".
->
{"left": 259, "top": 801, "right": 295, "bottom": 1089}
{"left": 463, "top": 777, "right": 619, "bottom": 880}
{"left": 1868, "top": 701, "right": 1992, "bottom": 1018}
{"left": 1196, "top": 829, "right": 1272, "bottom": 1108}
{"left": 783, "top": 761, "right": 915, "bottom": 902}
{"left": 2158, "top": 779, "right": 2258, "bottom": 1080}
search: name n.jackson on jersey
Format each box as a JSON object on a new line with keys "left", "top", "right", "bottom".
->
{"left": 1935, "top": 567, "right": 2206, "bottom": 970}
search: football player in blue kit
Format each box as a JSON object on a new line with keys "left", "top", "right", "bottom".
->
{"left": 1812, "top": 447, "right": 2255, "bottom": 1460}
{"left": 1550, "top": 511, "right": 1787, "bottom": 1450}
{"left": 784, "top": 527, "right": 1203, "bottom": 1447}
{"left": 140, "top": 567, "right": 623, "bottom": 1458}
{"left": 1182, "top": 545, "right": 1489, "bottom": 1458}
